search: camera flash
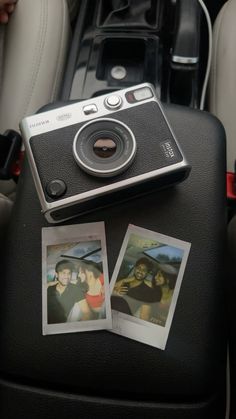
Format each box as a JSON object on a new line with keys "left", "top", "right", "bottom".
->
{"left": 133, "top": 87, "right": 153, "bottom": 101}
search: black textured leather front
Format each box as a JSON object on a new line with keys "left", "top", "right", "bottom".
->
{"left": 0, "top": 104, "right": 227, "bottom": 417}
{"left": 30, "top": 101, "right": 183, "bottom": 202}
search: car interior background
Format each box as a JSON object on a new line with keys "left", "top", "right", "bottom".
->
{"left": 0, "top": 0, "right": 235, "bottom": 418}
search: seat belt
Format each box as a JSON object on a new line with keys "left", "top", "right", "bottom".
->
{"left": 0, "top": 130, "right": 22, "bottom": 180}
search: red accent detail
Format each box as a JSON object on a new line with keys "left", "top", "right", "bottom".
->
{"left": 99, "top": 273, "right": 104, "bottom": 286}
{"left": 227, "top": 172, "right": 236, "bottom": 199}
{"left": 85, "top": 292, "right": 105, "bottom": 309}
{"left": 126, "top": 92, "right": 135, "bottom": 103}
{"left": 11, "top": 151, "right": 24, "bottom": 177}
{"left": 85, "top": 275, "right": 105, "bottom": 309}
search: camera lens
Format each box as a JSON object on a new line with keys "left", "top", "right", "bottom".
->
{"left": 93, "top": 137, "right": 117, "bottom": 158}
{"left": 73, "top": 119, "right": 136, "bottom": 177}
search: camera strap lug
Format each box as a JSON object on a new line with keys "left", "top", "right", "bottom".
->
{"left": 0, "top": 129, "right": 22, "bottom": 180}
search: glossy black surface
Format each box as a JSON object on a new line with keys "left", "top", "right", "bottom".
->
{"left": 68, "top": 2, "right": 163, "bottom": 100}
{"left": 63, "top": 0, "right": 208, "bottom": 108}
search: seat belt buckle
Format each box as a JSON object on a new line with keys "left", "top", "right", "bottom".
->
{"left": 0, "top": 130, "right": 22, "bottom": 180}
{"left": 227, "top": 172, "right": 236, "bottom": 200}
{"left": 11, "top": 150, "right": 24, "bottom": 178}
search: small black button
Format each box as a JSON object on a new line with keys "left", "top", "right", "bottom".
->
{"left": 46, "top": 179, "right": 67, "bottom": 199}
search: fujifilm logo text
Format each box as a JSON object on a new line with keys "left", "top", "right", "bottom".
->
{"left": 29, "top": 120, "right": 50, "bottom": 128}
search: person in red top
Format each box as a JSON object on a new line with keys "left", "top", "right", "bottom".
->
{"left": 83, "top": 262, "right": 106, "bottom": 319}
{"left": 68, "top": 261, "right": 106, "bottom": 321}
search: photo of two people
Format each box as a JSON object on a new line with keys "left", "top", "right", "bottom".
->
{"left": 42, "top": 222, "right": 112, "bottom": 335}
{"left": 110, "top": 224, "right": 191, "bottom": 349}
{"left": 47, "top": 251, "right": 106, "bottom": 325}
{"left": 111, "top": 242, "right": 183, "bottom": 327}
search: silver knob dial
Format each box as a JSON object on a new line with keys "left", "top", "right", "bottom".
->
{"left": 104, "top": 95, "right": 122, "bottom": 110}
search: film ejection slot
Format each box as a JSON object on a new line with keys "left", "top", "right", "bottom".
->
{"left": 104, "top": 95, "right": 122, "bottom": 110}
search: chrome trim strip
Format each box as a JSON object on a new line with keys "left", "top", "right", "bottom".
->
{"left": 172, "top": 55, "right": 199, "bottom": 64}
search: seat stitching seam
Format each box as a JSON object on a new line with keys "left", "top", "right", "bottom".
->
{"left": 212, "top": 2, "right": 228, "bottom": 116}
{"left": 19, "top": 0, "right": 48, "bottom": 120}
{"left": 50, "top": 0, "right": 68, "bottom": 101}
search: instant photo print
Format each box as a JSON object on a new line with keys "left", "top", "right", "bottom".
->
{"left": 110, "top": 224, "right": 191, "bottom": 350}
{"left": 42, "top": 222, "right": 112, "bottom": 335}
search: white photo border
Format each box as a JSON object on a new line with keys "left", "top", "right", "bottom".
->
{"left": 110, "top": 224, "right": 191, "bottom": 350}
{"left": 42, "top": 221, "right": 112, "bottom": 335}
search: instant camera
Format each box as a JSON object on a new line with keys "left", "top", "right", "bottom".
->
{"left": 20, "top": 83, "right": 191, "bottom": 223}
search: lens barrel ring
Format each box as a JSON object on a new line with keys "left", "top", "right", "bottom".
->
{"left": 73, "top": 118, "right": 136, "bottom": 177}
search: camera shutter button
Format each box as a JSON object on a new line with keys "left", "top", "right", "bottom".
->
{"left": 104, "top": 95, "right": 122, "bottom": 110}
{"left": 46, "top": 179, "right": 67, "bottom": 199}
